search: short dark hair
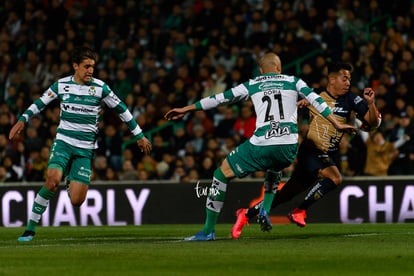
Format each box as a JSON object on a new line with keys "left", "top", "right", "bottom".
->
{"left": 71, "top": 46, "right": 97, "bottom": 64}
{"left": 327, "top": 62, "right": 353, "bottom": 75}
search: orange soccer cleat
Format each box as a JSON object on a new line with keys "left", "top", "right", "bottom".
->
{"left": 231, "top": 208, "right": 250, "bottom": 239}
{"left": 288, "top": 208, "right": 307, "bottom": 227}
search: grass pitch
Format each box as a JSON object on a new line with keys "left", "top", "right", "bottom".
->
{"left": 0, "top": 223, "right": 413, "bottom": 275}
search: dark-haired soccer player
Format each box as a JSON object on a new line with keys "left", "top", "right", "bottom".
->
{"left": 9, "top": 46, "right": 152, "bottom": 242}
{"left": 232, "top": 62, "right": 381, "bottom": 239}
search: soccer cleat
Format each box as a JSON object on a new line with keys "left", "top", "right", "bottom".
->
{"left": 17, "top": 230, "right": 35, "bottom": 242}
{"left": 288, "top": 208, "right": 307, "bottom": 227}
{"left": 184, "top": 230, "right": 215, "bottom": 241}
{"left": 231, "top": 208, "right": 249, "bottom": 239}
{"left": 257, "top": 208, "right": 272, "bottom": 232}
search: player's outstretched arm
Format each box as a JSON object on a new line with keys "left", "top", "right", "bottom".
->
{"left": 9, "top": 121, "right": 25, "bottom": 140}
{"left": 362, "top": 88, "right": 381, "bottom": 127}
{"left": 326, "top": 114, "right": 356, "bottom": 134}
{"left": 164, "top": 104, "right": 196, "bottom": 121}
{"left": 137, "top": 136, "right": 152, "bottom": 155}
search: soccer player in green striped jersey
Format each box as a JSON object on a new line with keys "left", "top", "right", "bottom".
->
{"left": 9, "top": 46, "right": 152, "bottom": 242}
{"left": 164, "top": 52, "right": 355, "bottom": 241}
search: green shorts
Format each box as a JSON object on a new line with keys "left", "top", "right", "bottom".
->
{"left": 226, "top": 140, "right": 298, "bottom": 178}
{"left": 48, "top": 140, "right": 94, "bottom": 185}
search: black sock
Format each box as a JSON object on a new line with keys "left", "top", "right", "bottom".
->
{"left": 299, "top": 178, "right": 337, "bottom": 210}
{"left": 246, "top": 201, "right": 262, "bottom": 218}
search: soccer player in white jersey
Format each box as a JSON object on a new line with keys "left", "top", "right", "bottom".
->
{"left": 9, "top": 46, "right": 152, "bottom": 242}
{"left": 164, "top": 52, "right": 355, "bottom": 241}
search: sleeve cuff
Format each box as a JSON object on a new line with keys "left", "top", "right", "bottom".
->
{"left": 321, "top": 108, "right": 332, "bottom": 117}
{"left": 195, "top": 102, "right": 202, "bottom": 110}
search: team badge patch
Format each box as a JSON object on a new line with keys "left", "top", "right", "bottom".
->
{"left": 88, "top": 86, "right": 96, "bottom": 95}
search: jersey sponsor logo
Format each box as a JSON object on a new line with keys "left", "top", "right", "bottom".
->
{"left": 259, "top": 82, "right": 283, "bottom": 91}
{"left": 74, "top": 96, "right": 96, "bottom": 104}
{"left": 63, "top": 94, "right": 70, "bottom": 101}
{"left": 254, "top": 75, "right": 286, "bottom": 82}
{"left": 78, "top": 166, "right": 92, "bottom": 181}
{"left": 265, "top": 121, "right": 291, "bottom": 139}
{"left": 332, "top": 106, "right": 349, "bottom": 114}
{"left": 64, "top": 86, "right": 70, "bottom": 92}
{"left": 354, "top": 96, "right": 363, "bottom": 104}
{"left": 62, "top": 104, "right": 94, "bottom": 113}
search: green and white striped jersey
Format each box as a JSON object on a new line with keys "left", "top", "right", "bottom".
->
{"left": 195, "top": 73, "right": 331, "bottom": 146}
{"left": 19, "top": 76, "right": 143, "bottom": 149}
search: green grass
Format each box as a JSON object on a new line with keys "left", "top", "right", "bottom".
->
{"left": 0, "top": 224, "right": 413, "bottom": 275}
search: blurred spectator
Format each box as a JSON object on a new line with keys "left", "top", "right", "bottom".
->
{"left": 185, "top": 110, "right": 215, "bottom": 136}
{"left": 26, "top": 146, "right": 49, "bottom": 182}
{"left": 169, "top": 122, "right": 189, "bottom": 158}
{"left": 97, "top": 123, "right": 123, "bottom": 172}
{"left": 113, "top": 68, "right": 132, "bottom": 101}
{"left": 171, "top": 165, "right": 187, "bottom": 182}
{"left": 214, "top": 105, "right": 238, "bottom": 139}
{"left": 155, "top": 160, "right": 170, "bottom": 180}
{"left": 233, "top": 102, "right": 256, "bottom": 140}
{"left": 337, "top": 133, "right": 366, "bottom": 176}
{"left": 321, "top": 10, "right": 344, "bottom": 61}
{"left": 2, "top": 154, "right": 23, "bottom": 181}
{"left": 387, "top": 112, "right": 414, "bottom": 175}
{"left": 105, "top": 167, "right": 119, "bottom": 181}
{"left": 185, "top": 124, "right": 206, "bottom": 155}
{"left": 0, "top": 133, "right": 13, "bottom": 160}
{"left": 93, "top": 155, "right": 108, "bottom": 181}
{"left": 182, "top": 154, "right": 198, "bottom": 173}
{"left": 151, "top": 133, "right": 169, "bottom": 162}
{"left": 137, "top": 155, "right": 157, "bottom": 179}
{"left": 362, "top": 129, "right": 409, "bottom": 176}
{"left": 137, "top": 169, "right": 150, "bottom": 181}
{"left": 24, "top": 125, "right": 43, "bottom": 153}
{"left": 186, "top": 168, "right": 200, "bottom": 182}
{"left": 199, "top": 156, "right": 215, "bottom": 179}
{"left": 119, "top": 160, "right": 138, "bottom": 181}
{"left": 2, "top": 0, "right": 414, "bottom": 181}
{"left": 362, "top": 130, "right": 394, "bottom": 176}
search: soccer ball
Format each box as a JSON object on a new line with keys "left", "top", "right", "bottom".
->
{"left": 355, "top": 111, "right": 382, "bottom": 132}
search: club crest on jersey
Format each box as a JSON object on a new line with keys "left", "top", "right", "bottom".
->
{"left": 88, "top": 86, "right": 96, "bottom": 95}
{"left": 265, "top": 121, "right": 291, "bottom": 139}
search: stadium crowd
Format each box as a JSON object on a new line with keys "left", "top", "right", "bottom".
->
{"left": 0, "top": 0, "right": 414, "bottom": 183}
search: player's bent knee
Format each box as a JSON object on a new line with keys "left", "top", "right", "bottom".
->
{"left": 44, "top": 179, "right": 61, "bottom": 192}
{"left": 69, "top": 181, "right": 88, "bottom": 206}
{"left": 70, "top": 195, "right": 86, "bottom": 207}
